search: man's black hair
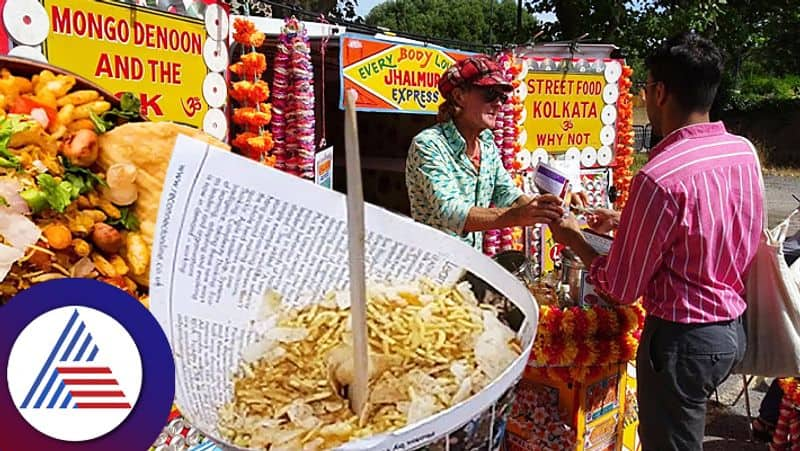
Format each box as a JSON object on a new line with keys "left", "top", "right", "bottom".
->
{"left": 645, "top": 32, "right": 724, "bottom": 113}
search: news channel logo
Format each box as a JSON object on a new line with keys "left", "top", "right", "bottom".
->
{"left": 0, "top": 279, "right": 175, "bottom": 450}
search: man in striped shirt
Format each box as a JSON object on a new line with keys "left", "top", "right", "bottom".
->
{"left": 550, "top": 33, "right": 762, "bottom": 450}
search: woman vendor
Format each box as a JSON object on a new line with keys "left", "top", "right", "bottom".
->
{"left": 405, "top": 55, "right": 565, "bottom": 251}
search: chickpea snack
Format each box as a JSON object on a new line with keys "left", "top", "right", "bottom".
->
{"left": 0, "top": 58, "right": 227, "bottom": 305}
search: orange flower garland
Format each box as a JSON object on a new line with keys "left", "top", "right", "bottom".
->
{"left": 529, "top": 303, "right": 645, "bottom": 383}
{"left": 779, "top": 378, "right": 800, "bottom": 407}
{"left": 229, "top": 18, "right": 274, "bottom": 164}
{"left": 232, "top": 104, "right": 272, "bottom": 128}
{"left": 230, "top": 80, "right": 271, "bottom": 104}
{"left": 232, "top": 18, "right": 265, "bottom": 48}
{"left": 229, "top": 52, "right": 267, "bottom": 79}
{"left": 613, "top": 64, "right": 635, "bottom": 209}
{"left": 485, "top": 53, "right": 526, "bottom": 257}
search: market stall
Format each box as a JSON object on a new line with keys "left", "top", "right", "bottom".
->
{"left": 476, "top": 43, "right": 643, "bottom": 450}
{"left": 2, "top": 2, "right": 644, "bottom": 449}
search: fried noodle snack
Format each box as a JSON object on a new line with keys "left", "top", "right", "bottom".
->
{"left": 218, "top": 279, "right": 521, "bottom": 450}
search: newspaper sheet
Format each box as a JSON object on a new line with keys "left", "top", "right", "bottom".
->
{"left": 149, "top": 135, "right": 539, "bottom": 450}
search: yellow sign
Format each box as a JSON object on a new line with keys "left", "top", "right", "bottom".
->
{"left": 41, "top": 0, "right": 207, "bottom": 126}
{"left": 523, "top": 72, "right": 607, "bottom": 153}
{"left": 340, "top": 35, "right": 471, "bottom": 114}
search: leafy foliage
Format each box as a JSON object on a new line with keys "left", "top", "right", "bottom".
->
{"left": 520, "top": 0, "right": 800, "bottom": 110}
{"left": 366, "top": 0, "right": 540, "bottom": 48}
{"left": 230, "top": 0, "right": 361, "bottom": 20}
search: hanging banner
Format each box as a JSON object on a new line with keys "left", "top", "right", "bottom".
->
{"left": 339, "top": 33, "right": 471, "bottom": 114}
{"left": 522, "top": 59, "right": 622, "bottom": 156}
{"left": 38, "top": 0, "right": 208, "bottom": 127}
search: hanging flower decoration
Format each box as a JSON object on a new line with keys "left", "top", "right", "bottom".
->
{"left": 233, "top": 104, "right": 272, "bottom": 128}
{"left": 229, "top": 52, "right": 267, "bottom": 79}
{"left": 529, "top": 302, "right": 645, "bottom": 383}
{"left": 230, "top": 80, "right": 271, "bottom": 104}
{"left": 484, "top": 53, "right": 526, "bottom": 257}
{"left": 232, "top": 18, "right": 265, "bottom": 48}
{"left": 613, "top": 64, "right": 635, "bottom": 209}
{"left": 229, "top": 18, "right": 274, "bottom": 164}
{"left": 270, "top": 18, "right": 316, "bottom": 180}
{"left": 772, "top": 380, "right": 800, "bottom": 449}
{"left": 779, "top": 378, "right": 800, "bottom": 407}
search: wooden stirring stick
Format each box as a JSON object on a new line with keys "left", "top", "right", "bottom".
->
{"left": 344, "top": 89, "right": 369, "bottom": 416}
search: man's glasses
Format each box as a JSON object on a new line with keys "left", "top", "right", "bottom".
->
{"left": 632, "top": 81, "right": 659, "bottom": 100}
{"left": 479, "top": 87, "right": 509, "bottom": 104}
{"left": 633, "top": 81, "right": 659, "bottom": 92}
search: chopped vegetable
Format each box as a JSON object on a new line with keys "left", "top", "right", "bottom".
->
{"left": 62, "top": 157, "right": 106, "bottom": 195}
{"left": 36, "top": 174, "right": 76, "bottom": 213}
{"left": 108, "top": 206, "right": 139, "bottom": 231}
{"left": 8, "top": 96, "right": 57, "bottom": 127}
{"left": 90, "top": 92, "right": 142, "bottom": 133}
{"left": 20, "top": 189, "right": 47, "bottom": 214}
{"left": 0, "top": 115, "right": 33, "bottom": 171}
{"left": 0, "top": 196, "right": 7, "bottom": 207}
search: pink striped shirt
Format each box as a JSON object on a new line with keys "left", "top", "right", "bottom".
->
{"left": 589, "top": 122, "right": 763, "bottom": 324}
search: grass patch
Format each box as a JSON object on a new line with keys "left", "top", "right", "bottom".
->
{"left": 630, "top": 152, "right": 649, "bottom": 176}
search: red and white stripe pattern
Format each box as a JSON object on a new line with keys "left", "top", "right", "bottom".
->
{"left": 589, "top": 122, "right": 763, "bottom": 324}
{"left": 57, "top": 365, "right": 130, "bottom": 409}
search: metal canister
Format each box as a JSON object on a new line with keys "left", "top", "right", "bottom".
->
{"left": 560, "top": 248, "right": 585, "bottom": 303}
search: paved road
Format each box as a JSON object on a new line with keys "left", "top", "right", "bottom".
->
{"left": 704, "top": 376, "right": 769, "bottom": 450}
{"left": 765, "top": 175, "right": 799, "bottom": 227}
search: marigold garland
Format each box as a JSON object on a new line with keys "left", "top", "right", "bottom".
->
{"left": 779, "top": 378, "right": 800, "bottom": 407}
{"left": 230, "top": 80, "right": 271, "bottom": 104}
{"left": 232, "top": 104, "right": 272, "bottom": 128}
{"left": 613, "top": 64, "right": 635, "bottom": 209}
{"left": 229, "top": 52, "right": 267, "bottom": 79}
{"left": 529, "top": 302, "right": 645, "bottom": 383}
{"left": 527, "top": 363, "right": 619, "bottom": 385}
{"left": 228, "top": 19, "right": 274, "bottom": 165}
{"left": 232, "top": 18, "right": 265, "bottom": 48}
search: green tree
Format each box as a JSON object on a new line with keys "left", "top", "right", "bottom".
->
{"left": 231, "top": 0, "right": 360, "bottom": 20}
{"left": 365, "top": 0, "right": 540, "bottom": 48}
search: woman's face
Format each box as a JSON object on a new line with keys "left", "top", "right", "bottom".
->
{"left": 453, "top": 85, "right": 508, "bottom": 130}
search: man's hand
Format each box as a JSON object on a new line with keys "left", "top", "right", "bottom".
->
{"left": 570, "top": 191, "right": 590, "bottom": 208}
{"left": 512, "top": 194, "right": 564, "bottom": 226}
{"left": 587, "top": 208, "right": 620, "bottom": 234}
{"left": 549, "top": 214, "right": 584, "bottom": 247}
